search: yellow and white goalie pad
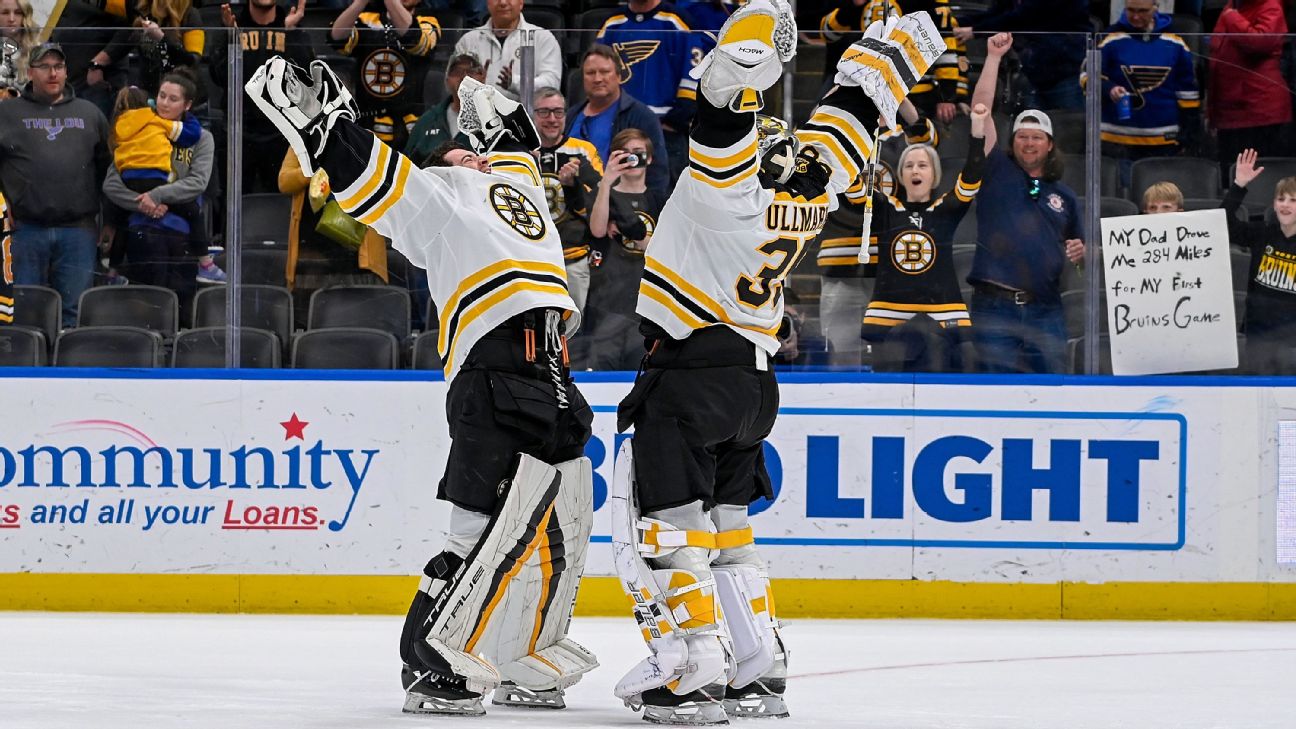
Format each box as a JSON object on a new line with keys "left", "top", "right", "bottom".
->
{"left": 833, "top": 12, "right": 945, "bottom": 128}
{"left": 612, "top": 442, "right": 753, "bottom": 700}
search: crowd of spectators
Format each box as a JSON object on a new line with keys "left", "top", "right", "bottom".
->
{"left": 3, "top": 0, "right": 1296, "bottom": 374}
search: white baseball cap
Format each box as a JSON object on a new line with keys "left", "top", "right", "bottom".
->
{"left": 1012, "top": 109, "right": 1054, "bottom": 137}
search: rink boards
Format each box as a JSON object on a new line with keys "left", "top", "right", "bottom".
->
{"left": 0, "top": 369, "right": 1294, "bottom": 619}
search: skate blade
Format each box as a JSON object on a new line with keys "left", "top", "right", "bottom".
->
{"left": 724, "top": 694, "right": 789, "bottom": 719}
{"left": 642, "top": 701, "right": 730, "bottom": 725}
{"left": 491, "top": 682, "right": 566, "bottom": 709}
{"left": 402, "top": 691, "right": 485, "bottom": 716}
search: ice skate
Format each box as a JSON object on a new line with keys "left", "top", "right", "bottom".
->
{"left": 400, "top": 664, "right": 485, "bottom": 716}
{"left": 490, "top": 681, "right": 566, "bottom": 709}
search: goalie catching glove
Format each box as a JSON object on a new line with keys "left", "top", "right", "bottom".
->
{"left": 244, "top": 57, "right": 356, "bottom": 177}
{"left": 833, "top": 11, "right": 945, "bottom": 129}
{"left": 457, "top": 76, "right": 541, "bottom": 155}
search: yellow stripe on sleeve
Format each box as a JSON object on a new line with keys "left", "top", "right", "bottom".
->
{"left": 338, "top": 143, "right": 393, "bottom": 211}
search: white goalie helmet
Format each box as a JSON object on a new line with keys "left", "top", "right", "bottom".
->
{"left": 755, "top": 114, "right": 800, "bottom": 184}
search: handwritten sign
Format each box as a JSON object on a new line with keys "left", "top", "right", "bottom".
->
{"left": 1101, "top": 209, "right": 1237, "bottom": 375}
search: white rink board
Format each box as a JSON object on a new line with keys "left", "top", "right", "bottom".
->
{"left": 0, "top": 373, "right": 1292, "bottom": 584}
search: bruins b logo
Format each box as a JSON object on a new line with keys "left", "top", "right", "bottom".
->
{"left": 891, "top": 231, "right": 935, "bottom": 274}
{"left": 490, "top": 184, "right": 547, "bottom": 240}
{"left": 363, "top": 49, "right": 406, "bottom": 98}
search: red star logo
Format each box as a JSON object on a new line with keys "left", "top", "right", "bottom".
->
{"left": 280, "top": 413, "right": 309, "bottom": 440}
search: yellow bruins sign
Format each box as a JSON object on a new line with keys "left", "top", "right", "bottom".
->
{"left": 490, "top": 184, "right": 547, "bottom": 241}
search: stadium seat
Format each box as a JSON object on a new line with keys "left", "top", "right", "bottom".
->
{"left": 1062, "top": 155, "right": 1122, "bottom": 197}
{"left": 308, "top": 285, "right": 412, "bottom": 340}
{"left": 216, "top": 248, "right": 289, "bottom": 286}
{"left": 1099, "top": 197, "right": 1139, "bottom": 218}
{"left": 1234, "top": 290, "right": 1247, "bottom": 332}
{"left": 54, "top": 326, "right": 163, "bottom": 368}
{"left": 935, "top": 113, "right": 970, "bottom": 159}
{"left": 952, "top": 201, "right": 977, "bottom": 244}
{"left": 1044, "top": 109, "right": 1086, "bottom": 153}
{"left": 241, "top": 193, "right": 293, "bottom": 247}
{"left": 1228, "top": 157, "right": 1296, "bottom": 218}
{"left": 291, "top": 328, "right": 400, "bottom": 369}
{"left": 1231, "top": 246, "right": 1251, "bottom": 293}
{"left": 564, "top": 66, "right": 585, "bottom": 107}
{"left": 192, "top": 285, "right": 293, "bottom": 352}
{"left": 1062, "top": 289, "right": 1108, "bottom": 340}
{"left": 77, "top": 285, "right": 180, "bottom": 336}
{"left": 172, "top": 327, "right": 282, "bottom": 368}
{"left": 0, "top": 327, "right": 47, "bottom": 366}
{"left": 411, "top": 330, "right": 444, "bottom": 370}
{"left": 13, "top": 285, "right": 60, "bottom": 352}
{"left": 935, "top": 156, "right": 964, "bottom": 195}
{"left": 952, "top": 246, "right": 976, "bottom": 287}
{"left": 1129, "top": 157, "right": 1220, "bottom": 205}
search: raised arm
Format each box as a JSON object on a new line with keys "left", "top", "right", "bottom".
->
{"left": 970, "top": 32, "right": 1012, "bottom": 154}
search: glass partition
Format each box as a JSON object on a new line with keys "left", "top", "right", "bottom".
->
{"left": 0, "top": 9, "right": 1280, "bottom": 376}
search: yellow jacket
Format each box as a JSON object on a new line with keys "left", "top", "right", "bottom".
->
{"left": 277, "top": 150, "right": 387, "bottom": 290}
{"left": 113, "top": 108, "right": 184, "bottom": 175}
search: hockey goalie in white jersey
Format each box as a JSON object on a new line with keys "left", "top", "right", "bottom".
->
{"left": 611, "top": 1, "right": 944, "bottom": 724}
{"left": 246, "top": 57, "right": 598, "bottom": 716}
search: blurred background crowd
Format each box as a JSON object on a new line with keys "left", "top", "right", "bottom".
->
{"left": 0, "top": 0, "right": 1293, "bottom": 375}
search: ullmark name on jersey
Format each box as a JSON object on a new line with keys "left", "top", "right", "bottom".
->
{"left": 765, "top": 199, "right": 829, "bottom": 235}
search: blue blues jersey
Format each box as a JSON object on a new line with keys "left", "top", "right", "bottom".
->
{"left": 596, "top": 3, "right": 702, "bottom": 128}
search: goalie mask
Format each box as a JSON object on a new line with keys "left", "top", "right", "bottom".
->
{"left": 756, "top": 114, "right": 799, "bottom": 185}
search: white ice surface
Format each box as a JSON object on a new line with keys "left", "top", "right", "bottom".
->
{"left": 1, "top": 613, "right": 1293, "bottom": 728}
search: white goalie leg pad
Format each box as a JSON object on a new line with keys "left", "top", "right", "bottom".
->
{"left": 833, "top": 11, "right": 945, "bottom": 128}
{"left": 713, "top": 564, "right": 778, "bottom": 688}
{"left": 611, "top": 442, "right": 734, "bottom": 701}
{"left": 421, "top": 454, "right": 563, "bottom": 695}
{"left": 691, "top": 0, "right": 797, "bottom": 111}
{"left": 483, "top": 456, "right": 599, "bottom": 692}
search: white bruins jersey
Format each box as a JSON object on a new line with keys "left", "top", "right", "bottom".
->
{"left": 638, "top": 96, "right": 872, "bottom": 355}
{"left": 328, "top": 125, "right": 576, "bottom": 380}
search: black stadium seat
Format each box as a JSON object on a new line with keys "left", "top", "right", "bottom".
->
{"left": 54, "top": 327, "right": 163, "bottom": 368}
{"left": 0, "top": 327, "right": 47, "bottom": 366}
{"left": 240, "top": 193, "right": 293, "bottom": 247}
{"left": 308, "top": 285, "right": 412, "bottom": 340}
{"left": 192, "top": 285, "right": 293, "bottom": 352}
{"left": 1129, "top": 157, "right": 1221, "bottom": 205}
{"left": 291, "top": 328, "right": 400, "bottom": 369}
{"left": 411, "top": 330, "right": 444, "bottom": 370}
{"left": 13, "top": 285, "right": 60, "bottom": 352}
{"left": 77, "top": 285, "right": 180, "bottom": 337}
{"left": 172, "top": 327, "right": 282, "bottom": 368}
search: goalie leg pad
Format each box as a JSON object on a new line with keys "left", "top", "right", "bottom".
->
{"left": 693, "top": 0, "right": 798, "bottom": 111}
{"left": 833, "top": 11, "right": 945, "bottom": 128}
{"left": 612, "top": 442, "right": 736, "bottom": 708}
{"left": 487, "top": 456, "right": 599, "bottom": 701}
{"left": 408, "top": 453, "right": 563, "bottom": 700}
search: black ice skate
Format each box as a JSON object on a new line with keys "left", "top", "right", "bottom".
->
{"left": 631, "top": 684, "right": 730, "bottom": 726}
{"left": 723, "top": 676, "right": 788, "bottom": 719}
{"left": 400, "top": 664, "right": 485, "bottom": 716}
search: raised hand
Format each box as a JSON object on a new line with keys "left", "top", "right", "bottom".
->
{"left": 1234, "top": 148, "right": 1264, "bottom": 188}
{"left": 986, "top": 33, "right": 1012, "bottom": 58}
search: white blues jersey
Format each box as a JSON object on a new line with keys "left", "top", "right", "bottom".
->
{"left": 638, "top": 86, "right": 877, "bottom": 355}
{"left": 324, "top": 121, "right": 577, "bottom": 380}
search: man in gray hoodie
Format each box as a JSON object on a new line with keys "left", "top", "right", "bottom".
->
{"left": 0, "top": 43, "right": 110, "bottom": 328}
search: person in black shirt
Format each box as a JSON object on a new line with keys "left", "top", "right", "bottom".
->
{"left": 211, "top": 0, "right": 316, "bottom": 194}
{"left": 1225, "top": 148, "right": 1296, "bottom": 374}
{"left": 579, "top": 128, "right": 666, "bottom": 370}
{"left": 863, "top": 102, "right": 988, "bottom": 371}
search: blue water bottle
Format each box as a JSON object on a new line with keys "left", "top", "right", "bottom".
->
{"left": 1115, "top": 92, "right": 1132, "bottom": 121}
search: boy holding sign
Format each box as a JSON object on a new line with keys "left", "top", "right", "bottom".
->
{"left": 1226, "top": 149, "right": 1296, "bottom": 374}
